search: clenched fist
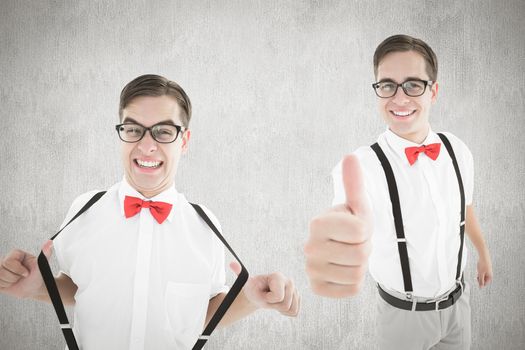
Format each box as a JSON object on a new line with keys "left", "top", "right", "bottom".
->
{"left": 0, "top": 241, "right": 52, "bottom": 299}
{"left": 230, "top": 261, "right": 300, "bottom": 317}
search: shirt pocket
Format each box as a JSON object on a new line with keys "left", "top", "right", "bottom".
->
{"left": 164, "top": 282, "right": 211, "bottom": 348}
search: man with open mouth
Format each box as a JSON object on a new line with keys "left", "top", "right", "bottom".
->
{"left": 0, "top": 74, "right": 300, "bottom": 349}
{"left": 304, "top": 35, "right": 493, "bottom": 350}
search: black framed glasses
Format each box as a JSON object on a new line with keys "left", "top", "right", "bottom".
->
{"left": 372, "top": 79, "right": 434, "bottom": 98}
{"left": 115, "top": 122, "right": 185, "bottom": 143}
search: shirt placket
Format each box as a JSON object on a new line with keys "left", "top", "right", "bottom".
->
{"left": 129, "top": 208, "right": 154, "bottom": 350}
{"left": 419, "top": 156, "right": 448, "bottom": 292}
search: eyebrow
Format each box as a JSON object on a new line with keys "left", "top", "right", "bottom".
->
{"left": 377, "top": 77, "right": 426, "bottom": 83}
{"left": 121, "top": 117, "right": 178, "bottom": 126}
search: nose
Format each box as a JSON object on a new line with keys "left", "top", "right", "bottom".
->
{"left": 137, "top": 130, "right": 158, "bottom": 154}
{"left": 391, "top": 85, "right": 410, "bottom": 105}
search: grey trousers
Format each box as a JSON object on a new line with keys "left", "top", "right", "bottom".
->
{"left": 376, "top": 283, "right": 471, "bottom": 350}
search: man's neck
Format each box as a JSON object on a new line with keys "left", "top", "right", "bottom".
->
{"left": 390, "top": 126, "right": 430, "bottom": 144}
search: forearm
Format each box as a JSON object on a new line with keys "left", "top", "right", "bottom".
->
{"left": 32, "top": 273, "right": 77, "bottom": 305}
{"left": 465, "top": 205, "right": 490, "bottom": 258}
{"left": 205, "top": 290, "right": 259, "bottom": 328}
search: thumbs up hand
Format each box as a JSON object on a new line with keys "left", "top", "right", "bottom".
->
{"left": 0, "top": 240, "right": 53, "bottom": 299}
{"left": 229, "top": 261, "right": 300, "bottom": 317}
{"left": 304, "top": 155, "right": 373, "bottom": 298}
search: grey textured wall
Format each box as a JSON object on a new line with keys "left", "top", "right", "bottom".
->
{"left": 1, "top": 0, "right": 524, "bottom": 349}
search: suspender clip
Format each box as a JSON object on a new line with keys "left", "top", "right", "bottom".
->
{"left": 198, "top": 335, "right": 210, "bottom": 340}
{"left": 397, "top": 238, "right": 407, "bottom": 243}
{"left": 405, "top": 292, "right": 417, "bottom": 311}
{"left": 60, "top": 323, "right": 71, "bottom": 329}
{"left": 456, "top": 278, "right": 464, "bottom": 295}
{"left": 434, "top": 294, "right": 449, "bottom": 311}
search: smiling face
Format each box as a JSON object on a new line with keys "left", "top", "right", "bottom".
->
{"left": 120, "top": 95, "right": 190, "bottom": 198}
{"left": 376, "top": 50, "right": 438, "bottom": 144}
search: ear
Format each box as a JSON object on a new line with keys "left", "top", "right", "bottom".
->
{"left": 181, "top": 129, "right": 191, "bottom": 154}
{"left": 431, "top": 82, "right": 439, "bottom": 104}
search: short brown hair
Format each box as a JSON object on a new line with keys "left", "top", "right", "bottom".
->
{"left": 373, "top": 34, "right": 438, "bottom": 81}
{"left": 119, "top": 74, "right": 192, "bottom": 127}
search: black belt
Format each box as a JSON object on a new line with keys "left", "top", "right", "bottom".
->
{"left": 377, "top": 282, "right": 464, "bottom": 311}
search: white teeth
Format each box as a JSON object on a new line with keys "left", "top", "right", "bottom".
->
{"left": 137, "top": 160, "right": 161, "bottom": 168}
{"left": 392, "top": 110, "right": 415, "bottom": 117}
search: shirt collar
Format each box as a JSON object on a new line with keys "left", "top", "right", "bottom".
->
{"left": 382, "top": 127, "right": 441, "bottom": 166}
{"left": 118, "top": 177, "right": 178, "bottom": 223}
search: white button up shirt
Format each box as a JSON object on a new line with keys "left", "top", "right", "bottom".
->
{"left": 332, "top": 129, "right": 474, "bottom": 298}
{"left": 54, "top": 179, "right": 228, "bottom": 349}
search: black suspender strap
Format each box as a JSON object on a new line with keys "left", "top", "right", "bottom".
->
{"left": 437, "top": 133, "right": 466, "bottom": 282}
{"left": 371, "top": 143, "right": 414, "bottom": 294}
{"left": 37, "top": 191, "right": 106, "bottom": 350}
{"left": 37, "top": 192, "right": 248, "bottom": 350}
{"left": 189, "top": 203, "right": 249, "bottom": 350}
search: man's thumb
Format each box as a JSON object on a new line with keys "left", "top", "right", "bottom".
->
{"left": 229, "top": 261, "right": 242, "bottom": 276}
{"left": 41, "top": 240, "right": 53, "bottom": 259}
{"left": 342, "top": 154, "right": 367, "bottom": 216}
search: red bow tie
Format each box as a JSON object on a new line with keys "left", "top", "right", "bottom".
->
{"left": 404, "top": 143, "right": 441, "bottom": 166}
{"left": 124, "top": 195, "right": 173, "bottom": 224}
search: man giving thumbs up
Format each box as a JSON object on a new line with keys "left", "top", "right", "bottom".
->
{"left": 305, "top": 35, "right": 493, "bottom": 350}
